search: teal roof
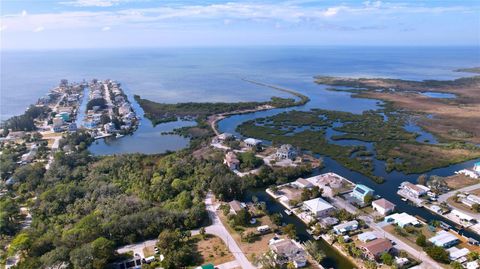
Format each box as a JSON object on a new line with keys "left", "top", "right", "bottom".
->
{"left": 474, "top": 162, "right": 480, "bottom": 166}
{"left": 201, "top": 264, "right": 215, "bottom": 269}
{"left": 354, "top": 184, "right": 374, "bottom": 194}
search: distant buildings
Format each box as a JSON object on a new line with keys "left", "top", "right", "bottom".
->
{"left": 303, "top": 197, "right": 335, "bottom": 218}
{"left": 429, "top": 230, "right": 459, "bottom": 248}
{"left": 361, "top": 238, "right": 393, "bottom": 260}
{"left": 275, "top": 144, "right": 297, "bottom": 160}
{"left": 385, "top": 213, "right": 420, "bottom": 228}
{"left": 269, "top": 239, "right": 307, "bottom": 268}
{"left": 351, "top": 184, "right": 374, "bottom": 202}
{"left": 372, "top": 198, "right": 396, "bottom": 215}
{"left": 224, "top": 151, "right": 240, "bottom": 170}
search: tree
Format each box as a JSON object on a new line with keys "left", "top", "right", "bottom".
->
{"left": 450, "top": 261, "right": 463, "bottom": 269}
{"left": 364, "top": 193, "right": 374, "bottom": 204}
{"left": 199, "top": 227, "right": 206, "bottom": 239}
{"left": 417, "top": 174, "right": 428, "bottom": 185}
{"left": 91, "top": 237, "right": 115, "bottom": 269}
{"left": 233, "top": 209, "right": 252, "bottom": 227}
{"left": 416, "top": 233, "right": 427, "bottom": 247}
{"left": 282, "top": 224, "right": 297, "bottom": 239}
{"left": 304, "top": 240, "right": 326, "bottom": 262}
{"left": 472, "top": 203, "right": 480, "bottom": 213}
{"left": 0, "top": 197, "right": 20, "bottom": 235}
{"left": 380, "top": 252, "right": 393, "bottom": 265}
{"left": 425, "top": 245, "right": 449, "bottom": 263}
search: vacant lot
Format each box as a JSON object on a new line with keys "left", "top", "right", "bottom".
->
{"left": 193, "top": 234, "right": 235, "bottom": 266}
{"left": 444, "top": 174, "right": 479, "bottom": 190}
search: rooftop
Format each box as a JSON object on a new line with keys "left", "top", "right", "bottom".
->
{"left": 362, "top": 238, "right": 393, "bottom": 256}
{"left": 303, "top": 197, "right": 334, "bottom": 212}
{"left": 372, "top": 198, "right": 396, "bottom": 210}
{"left": 429, "top": 230, "right": 459, "bottom": 247}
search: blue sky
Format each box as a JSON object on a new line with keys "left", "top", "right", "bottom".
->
{"left": 1, "top": 0, "right": 479, "bottom": 49}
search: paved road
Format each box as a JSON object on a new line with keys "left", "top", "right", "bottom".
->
{"left": 117, "top": 192, "right": 255, "bottom": 268}
{"left": 360, "top": 216, "right": 441, "bottom": 269}
{"left": 438, "top": 183, "right": 480, "bottom": 219}
{"left": 204, "top": 192, "right": 256, "bottom": 269}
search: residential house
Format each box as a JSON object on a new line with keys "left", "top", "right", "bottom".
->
{"left": 104, "top": 123, "right": 117, "bottom": 134}
{"left": 466, "top": 261, "right": 479, "bottom": 269}
{"left": 351, "top": 184, "right": 374, "bottom": 202}
{"left": 58, "top": 111, "right": 70, "bottom": 121}
{"left": 303, "top": 197, "right": 335, "bottom": 218}
{"left": 358, "top": 231, "right": 377, "bottom": 243}
{"left": 385, "top": 213, "right": 420, "bottom": 228}
{"left": 244, "top": 138, "right": 262, "bottom": 148}
{"left": 400, "top": 182, "right": 430, "bottom": 198}
{"left": 474, "top": 162, "right": 480, "bottom": 173}
{"left": 224, "top": 151, "right": 240, "bottom": 170}
{"left": 333, "top": 220, "right": 359, "bottom": 234}
{"left": 447, "top": 247, "right": 470, "bottom": 262}
{"left": 269, "top": 239, "right": 307, "bottom": 268}
{"left": 429, "top": 230, "right": 459, "bottom": 248}
{"left": 68, "top": 123, "right": 77, "bottom": 132}
{"left": 293, "top": 178, "right": 314, "bottom": 189}
{"left": 275, "top": 144, "right": 298, "bottom": 160}
{"left": 361, "top": 238, "right": 393, "bottom": 260}
{"left": 462, "top": 194, "right": 480, "bottom": 208}
{"left": 305, "top": 172, "right": 353, "bottom": 197}
{"left": 217, "top": 133, "right": 234, "bottom": 141}
{"left": 320, "top": 217, "right": 339, "bottom": 228}
{"left": 229, "top": 200, "right": 245, "bottom": 215}
{"left": 372, "top": 198, "right": 396, "bottom": 215}
{"left": 451, "top": 209, "right": 476, "bottom": 223}
{"left": 6, "top": 131, "right": 25, "bottom": 140}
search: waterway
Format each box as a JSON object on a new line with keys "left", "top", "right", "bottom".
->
{"left": 218, "top": 77, "right": 480, "bottom": 269}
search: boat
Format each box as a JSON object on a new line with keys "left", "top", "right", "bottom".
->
{"left": 284, "top": 209, "right": 292, "bottom": 215}
{"left": 116, "top": 134, "right": 124, "bottom": 138}
{"left": 401, "top": 198, "right": 407, "bottom": 202}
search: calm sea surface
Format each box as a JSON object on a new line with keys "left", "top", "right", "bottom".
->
{"left": 2, "top": 47, "right": 480, "bottom": 268}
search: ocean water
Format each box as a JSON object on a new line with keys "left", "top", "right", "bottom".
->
{"left": 2, "top": 46, "right": 479, "bottom": 120}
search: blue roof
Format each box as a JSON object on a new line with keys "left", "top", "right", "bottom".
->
{"left": 475, "top": 162, "right": 480, "bottom": 166}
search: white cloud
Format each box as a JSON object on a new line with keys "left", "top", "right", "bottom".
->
{"left": 0, "top": 2, "right": 475, "bottom": 33}
{"left": 21, "top": 10, "right": 27, "bottom": 17}
{"left": 61, "top": 0, "right": 122, "bottom": 7}
{"left": 0, "top": 25, "right": 7, "bottom": 32}
{"left": 101, "top": 26, "right": 111, "bottom": 31}
{"left": 33, "top": 26, "right": 45, "bottom": 32}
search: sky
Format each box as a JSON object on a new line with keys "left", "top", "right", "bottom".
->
{"left": 1, "top": 0, "right": 479, "bottom": 49}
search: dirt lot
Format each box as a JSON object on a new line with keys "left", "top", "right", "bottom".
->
{"left": 193, "top": 234, "right": 235, "bottom": 266}
{"left": 444, "top": 174, "right": 479, "bottom": 190}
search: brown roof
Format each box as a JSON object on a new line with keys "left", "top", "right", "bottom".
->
{"left": 229, "top": 200, "right": 243, "bottom": 212}
{"left": 363, "top": 238, "right": 393, "bottom": 257}
{"left": 372, "top": 198, "right": 396, "bottom": 210}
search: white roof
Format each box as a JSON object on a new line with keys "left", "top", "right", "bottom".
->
{"left": 333, "top": 220, "right": 359, "bottom": 231}
{"left": 466, "top": 261, "right": 479, "bottom": 269}
{"left": 447, "top": 247, "right": 470, "bottom": 260}
{"left": 386, "top": 213, "right": 419, "bottom": 226}
{"left": 303, "top": 197, "right": 334, "bottom": 213}
{"left": 244, "top": 138, "right": 262, "bottom": 145}
{"left": 429, "top": 230, "right": 458, "bottom": 247}
{"left": 452, "top": 209, "right": 474, "bottom": 221}
{"left": 357, "top": 231, "right": 377, "bottom": 242}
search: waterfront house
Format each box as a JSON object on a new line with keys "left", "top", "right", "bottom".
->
{"left": 104, "top": 123, "right": 117, "bottom": 134}
{"left": 351, "top": 184, "right": 374, "bottom": 202}
{"left": 372, "top": 198, "right": 396, "bottom": 215}
{"left": 466, "top": 261, "right": 479, "bottom": 269}
{"left": 447, "top": 247, "right": 470, "bottom": 262}
{"left": 333, "top": 220, "right": 359, "bottom": 234}
{"left": 357, "top": 231, "right": 377, "bottom": 243}
{"left": 275, "top": 144, "right": 298, "bottom": 160}
{"left": 119, "top": 103, "right": 132, "bottom": 115}
{"left": 303, "top": 197, "right": 335, "bottom": 218}
{"left": 224, "top": 151, "right": 240, "bottom": 170}
{"left": 385, "top": 213, "right": 420, "bottom": 228}
{"left": 217, "top": 133, "right": 234, "bottom": 141}
{"left": 361, "top": 238, "right": 393, "bottom": 260}
{"left": 293, "top": 178, "right": 314, "bottom": 189}
{"left": 229, "top": 200, "right": 245, "bottom": 215}
{"left": 244, "top": 138, "right": 262, "bottom": 148}
{"left": 305, "top": 172, "right": 354, "bottom": 197}
{"left": 451, "top": 209, "right": 476, "bottom": 223}
{"left": 269, "top": 239, "right": 307, "bottom": 268}
{"left": 429, "top": 230, "right": 459, "bottom": 248}
{"left": 400, "top": 182, "right": 430, "bottom": 198}
{"left": 474, "top": 162, "right": 480, "bottom": 173}
{"left": 58, "top": 111, "right": 70, "bottom": 121}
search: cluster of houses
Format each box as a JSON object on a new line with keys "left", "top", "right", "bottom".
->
{"left": 81, "top": 80, "right": 138, "bottom": 138}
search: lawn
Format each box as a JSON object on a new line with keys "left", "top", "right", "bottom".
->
{"left": 382, "top": 224, "right": 436, "bottom": 253}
